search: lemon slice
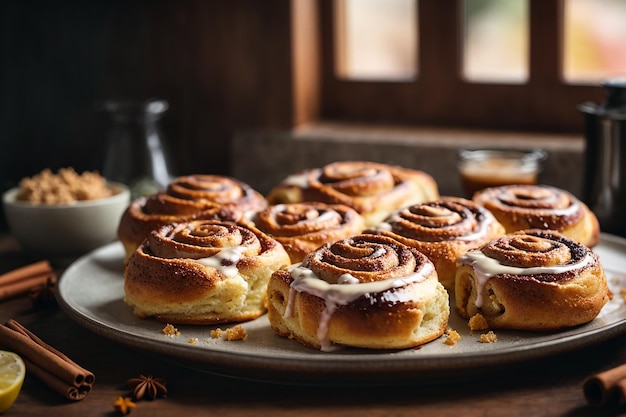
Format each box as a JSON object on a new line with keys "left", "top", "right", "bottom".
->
{"left": 0, "top": 351, "right": 25, "bottom": 413}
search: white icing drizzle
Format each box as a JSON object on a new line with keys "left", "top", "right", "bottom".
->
{"left": 284, "top": 262, "right": 434, "bottom": 351}
{"left": 459, "top": 250, "right": 593, "bottom": 308}
{"left": 196, "top": 246, "right": 246, "bottom": 278}
{"left": 338, "top": 273, "right": 360, "bottom": 284}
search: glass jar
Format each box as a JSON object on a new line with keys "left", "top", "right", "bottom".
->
{"left": 457, "top": 147, "right": 547, "bottom": 198}
{"left": 99, "top": 99, "right": 174, "bottom": 199}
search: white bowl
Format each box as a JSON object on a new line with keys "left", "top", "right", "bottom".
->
{"left": 2, "top": 182, "right": 130, "bottom": 264}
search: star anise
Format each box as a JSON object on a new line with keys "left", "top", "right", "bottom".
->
{"left": 29, "top": 275, "right": 58, "bottom": 309}
{"left": 127, "top": 374, "right": 167, "bottom": 401}
{"left": 113, "top": 396, "right": 136, "bottom": 415}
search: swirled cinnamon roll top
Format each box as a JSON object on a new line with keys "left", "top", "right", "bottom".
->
{"left": 472, "top": 184, "right": 600, "bottom": 247}
{"left": 266, "top": 161, "right": 439, "bottom": 227}
{"left": 117, "top": 174, "right": 267, "bottom": 263}
{"left": 455, "top": 229, "right": 610, "bottom": 331}
{"left": 124, "top": 219, "right": 291, "bottom": 324}
{"left": 166, "top": 174, "right": 267, "bottom": 214}
{"left": 252, "top": 202, "right": 365, "bottom": 263}
{"left": 366, "top": 197, "right": 505, "bottom": 290}
{"left": 267, "top": 234, "right": 449, "bottom": 350}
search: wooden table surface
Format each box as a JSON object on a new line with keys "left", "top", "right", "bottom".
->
{"left": 1, "top": 235, "right": 625, "bottom": 417}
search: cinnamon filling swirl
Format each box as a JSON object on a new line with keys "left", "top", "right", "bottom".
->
{"left": 375, "top": 197, "right": 498, "bottom": 242}
{"left": 474, "top": 185, "right": 584, "bottom": 230}
{"left": 166, "top": 174, "right": 267, "bottom": 213}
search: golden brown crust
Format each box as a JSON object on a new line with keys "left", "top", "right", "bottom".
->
{"left": 455, "top": 229, "right": 610, "bottom": 330}
{"left": 365, "top": 197, "right": 506, "bottom": 291}
{"left": 124, "top": 219, "right": 291, "bottom": 324}
{"left": 117, "top": 174, "right": 267, "bottom": 263}
{"left": 266, "top": 161, "right": 439, "bottom": 227}
{"left": 267, "top": 234, "right": 449, "bottom": 350}
{"left": 252, "top": 202, "right": 366, "bottom": 263}
{"left": 472, "top": 184, "right": 600, "bottom": 247}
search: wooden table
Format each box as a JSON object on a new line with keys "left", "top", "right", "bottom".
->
{"left": 1, "top": 235, "right": 625, "bottom": 417}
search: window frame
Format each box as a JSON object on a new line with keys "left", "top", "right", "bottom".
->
{"left": 314, "top": 0, "right": 605, "bottom": 133}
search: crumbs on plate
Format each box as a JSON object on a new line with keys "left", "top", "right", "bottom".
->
{"left": 161, "top": 323, "right": 247, "bottom": 343}
{"left": 210, "top": 325, "right": 248, "bottom": 341}
{"left": 468, "top": 313, "right": 490, "bottom": 331}
{"left": 443, "top": 328, "right": 461, "bottom": 346}
{"left": 479, "top": 331, "right": 498, "bottom": 343}
{"left": 162, "top": 324, "right": 180, "bottom": 337}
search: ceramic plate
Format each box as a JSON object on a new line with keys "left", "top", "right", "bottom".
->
{"left": 57, "top": 234, "right": 626, "bottom": 385}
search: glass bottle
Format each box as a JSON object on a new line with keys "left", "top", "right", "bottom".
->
{"left": 99, "top": 99, "right": 174, "bottom": 199}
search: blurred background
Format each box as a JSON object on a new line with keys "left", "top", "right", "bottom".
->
{"left": 2, "top": 0, "right": 625, "bottom": 229}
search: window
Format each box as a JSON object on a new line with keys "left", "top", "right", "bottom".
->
{"left": 563, "top": 0, "right": 626, "bottom": 83}
{"left": 313, "top": 0, "right": 626, "bottom": 132}
{"left": 463, "top": 0, "right": 529, "bottom": 83}
{"left": 334, "top": 0, "right": 417, "bottom": 80}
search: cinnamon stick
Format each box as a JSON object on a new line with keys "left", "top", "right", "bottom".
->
{"left": 0, "top": 319, "right": 94, "bottom": 400}
{"left": 583, "top": 363, "right": 626, "bottom": 407}
{"left": 0, "top": 260, "right": 56, "bottom": 300}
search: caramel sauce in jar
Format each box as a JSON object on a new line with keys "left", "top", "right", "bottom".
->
{"left": 457, "top": 149, "right": 546, "bottom": 198}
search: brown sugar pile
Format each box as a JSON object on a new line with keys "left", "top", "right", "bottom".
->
{"left": 16, "top": 167, "right": 115, "bottom": 204}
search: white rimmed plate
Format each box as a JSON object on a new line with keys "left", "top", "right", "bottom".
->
{"left": 57, "top": 234, "right": 626, "bottom": 385}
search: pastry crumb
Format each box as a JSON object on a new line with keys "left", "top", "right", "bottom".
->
{"left": 479, "top": 331, "right": 498, "bottom": 343}
{"left": 210, "top": 328, "right": 224, "bottom": 339}
{"left": 443, "top": 328, "right": 461, "bottom": 346}
{"left": 225, "top": 325, "right": 248, "bottom": 341}
{"left": 188, "top": 337, "right": 199, "bottom": 344}
{"left": 210, "top": 325, "right": 248, "bottom": 341}
{"left": 468, "top": 313, "right": 490, "bottom": 331}
{"left": 162, "top": 323, "right": 180, "bottom": 337}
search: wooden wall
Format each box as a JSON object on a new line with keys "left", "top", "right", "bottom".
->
{"left": 0, "top": 0, "right": 295, "bottom": 194}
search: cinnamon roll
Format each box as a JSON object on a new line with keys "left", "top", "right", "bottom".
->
{"left": 366, "top": 197, "right": 505, "bottom": 291}
{"left": 124, "top": 219, "right": 291, "bottom": 324}
{"left": 472, "top": 184, "right": 600, "bottom": 247}
{"left": 118, "top": 174, "right": 267, "bottom": 262}
{"left": 455, "top": 229, "right": 610, "bottom": 331}
{"left": 266, "top": 161, "right": 439, "bottom": 227}
{"left": 252, "top": 202, "right": 366, "bottom": 263}
{"left": 267, "top": 234, "right": 449, "bottom": 351}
